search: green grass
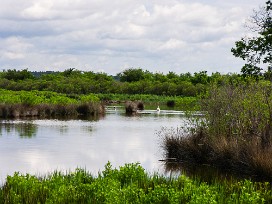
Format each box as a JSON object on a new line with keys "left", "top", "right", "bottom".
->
{"left": 0, "top": 89, "right": 103, "bottom": 118}
{"left": 0, "top": 90, "right": 198, "bottom": 110}
{"left": 0, "top": 89, "right": 100, "bottom": 105}
{"left": 97, "top": 93, "right": 199, "bottom": 110}
{"left": 0, "top": 162, "right": 271, "bottom": 203}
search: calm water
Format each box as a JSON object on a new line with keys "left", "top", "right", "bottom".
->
{"left": 0, "top": 109, "right": 187, "bottom": 182}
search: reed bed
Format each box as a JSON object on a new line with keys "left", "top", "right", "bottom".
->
{"left": 161, "top": 81, "right": 272, "bottom": 181}
{"left": 0, "top": 162, "right": 271, "bottom": 203}
{"left": 0, "top": 103, "right": 104, "bottom": 118}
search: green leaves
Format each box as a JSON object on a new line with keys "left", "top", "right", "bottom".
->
{"left": 231, "top": 1, "right": 272, "bottom": 77}
{"left": 202, "top": 81, "right": 272, "bottom": 140}
{"left": 1, "top": 69, "right": 35, "bottom": 81}
{"left": 1, "top": 163, "right": 270, "bottom": 203}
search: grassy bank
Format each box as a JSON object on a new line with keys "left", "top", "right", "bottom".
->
{"left": 0, "top": 89, "right": 103, "bottom": 118}
{"left": 161, "top": 80, "right": 272, "bottom": 180}
{"left": 1, "top": 162, "right": 271, "bottom": 203}
{"left": 0, "top": 89, "right": 199, "bottom": 118}
{"left": 98, "top": 93, "right": 199, "bottom": 110}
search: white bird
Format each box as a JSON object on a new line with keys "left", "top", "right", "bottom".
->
{"left": 156, "top": 106, "right": 160, "bottom": 112}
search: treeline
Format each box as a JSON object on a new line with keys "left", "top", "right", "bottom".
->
{"left": 0, "top": 68, "right": 268, "bottom": 96}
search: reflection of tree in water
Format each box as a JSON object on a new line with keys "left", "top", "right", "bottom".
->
{"left": 0, "top": 122, "right": 11, "bottom": 137}
{"left": 0, "top": 121, "right": 12, "bottom": 136}
{"left": 16, "top": 123, "right": 37, "bottom": 138}
{"left": 0, "top": 122, "right": 37, "bottom": 138}
{"left": 163, "top": 161, "right": 248, "bottom": 183}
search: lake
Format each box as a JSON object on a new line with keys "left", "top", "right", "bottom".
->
{"left": 0, "top": 107, "right": 188, "bottom": 183}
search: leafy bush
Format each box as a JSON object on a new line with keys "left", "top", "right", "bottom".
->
{"left": 202, "top": 81, "right": 272, "bottom": 144}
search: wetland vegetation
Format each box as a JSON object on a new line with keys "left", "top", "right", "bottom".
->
{"left": 161, "top": 80, "right": 272, "bottom": 181}
{"left": 1, "top": 59, "right": 272, "bottom": 203}
{"left": 0, "top": 1, "right": 271, "bottom": 202}
{"left": 0, "top": 89, "right": 104, "bottom": 118}
{"left": 1, "top": 162, "right": 272, "bottom": 204}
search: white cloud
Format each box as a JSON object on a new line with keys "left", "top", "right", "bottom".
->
{"left": 159, "top": 38, "right": 186, "bottom": 50}
{"left": 0, "top": 0, "right": 264, "bottom": 74}
{"left": 0, "top": 37, "right": 33, "bottom": 60}
{"left": 22, "top": 1, "right": 54, "bottom": 20}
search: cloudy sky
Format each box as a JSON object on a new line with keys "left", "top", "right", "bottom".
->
{"left": 0, "top": 0, "right": 263, "bottom": 75}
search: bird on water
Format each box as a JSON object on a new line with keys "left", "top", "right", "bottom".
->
{"left": 156, "top": 106, "right": 160, "bottom": 112}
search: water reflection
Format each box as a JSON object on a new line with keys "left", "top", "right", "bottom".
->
{"left": 0, "top": 112, "right": 187, "bottom": 182}
{"left": 0, "top": 121, "right": 37, "bottom": 138}
{"left": 163, "top": 161, "right": 250, "bottom": 183}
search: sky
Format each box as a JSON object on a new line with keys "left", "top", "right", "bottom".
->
{"left": 0, "top": 0, "right": 264, "bottom": 75}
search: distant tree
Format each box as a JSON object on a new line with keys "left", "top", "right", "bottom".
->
{"left": 31, "top": 71, "right": 57, "bottom": 78}
{"left": 153, "top": 72, "right": 168, "bottom": 83}
{"left": 93, "top": 72, "right": 113, "bottom": 82}
{"left": 166, "top": 71, "right": 178, "bottom": 79}
{"left": 62, "top": 68, "right": 78, "bottom": 77}
{"left": 1, "top": 69, "right": 34, "bottom": 81}
{"left": 179, "top": 72, "right": 192, "bottom": 81}
{"left": 191, "top": 71, "right": 209, "bottom": 85}
{"left": 142, "top": 70, "right": 153, "bottom": 81}
{"left": 117, "top": 68, "right": 145, "bottom": 82}
{"left": 231, "top": 0, "right": 272, "bottom": 77}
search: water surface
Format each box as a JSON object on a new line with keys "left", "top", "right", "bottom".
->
{"left": 0, "top": 109, "right": 187, "bottom": 182}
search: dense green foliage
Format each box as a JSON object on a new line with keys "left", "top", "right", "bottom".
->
{"left": 1, "top": 162, "right": 271, "bottom": 204}
{"left": 0, "top": 68, "right": 237, "bottom": 97}
{"left": 0, "top": 89, "right": 99, "bottom": 105}
{"left": 1, "top": 69, "right": 35, "bottom": 81}
{"left": 0, "top": 89, "right": 103, "bottom": 118}
{"left": 202, "top": 81, "right": 272, "bottom": 144}
{"left": 0, "top": 89, "right": 198, "bottom": 110}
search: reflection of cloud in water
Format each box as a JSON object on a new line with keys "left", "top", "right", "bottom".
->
{"left": 0, "top": 114, "right": 187, "bottom": 182}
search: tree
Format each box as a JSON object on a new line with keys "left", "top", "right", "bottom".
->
{"left": 117, "top": 68, "right": 145, "bottom": 82}
{"left": 191, "top": 71, "right": 209, "bottom": 85}
{"left": 62, "top": 68, "right": 76, "bottom": 77}
{"left": 231, "top": 1, "right": 272, "bottom": 77}
{"left": 1, "top": 69, "right": 35, "bottom": 81}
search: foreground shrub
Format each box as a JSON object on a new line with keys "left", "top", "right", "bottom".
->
{"left": 0, "top": 162, "right": 271, "bottom": 203}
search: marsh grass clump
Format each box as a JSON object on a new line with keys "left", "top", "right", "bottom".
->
{"left": 161, "top": 80, "right": 272, "bottom": 180}
{"left": 76, "top": 102, "right": 104, "bottom": 116}
{"left": 0, "top": 102, "right": 104, "bottom": 118}
{"left": 125, "top": 101, "right": 138, "bottom": 114}
{"left": 0, "top": 104, "right": 39, "bottom": 118}
{"left": 137, "top": 101, "right": 144, "bottom": 110}
{"left": 166, "top": 100, "right": 175, "bottom": 107}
